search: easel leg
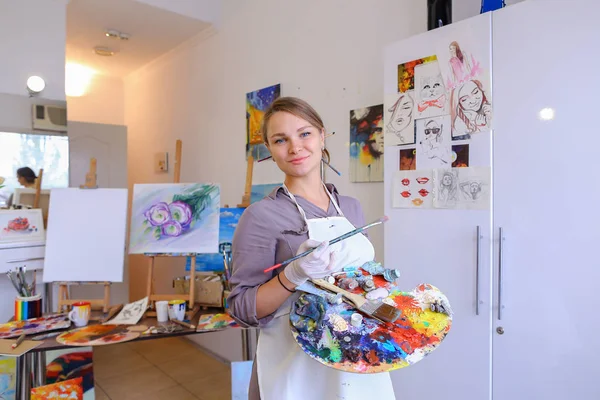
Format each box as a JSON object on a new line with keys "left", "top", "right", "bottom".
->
{"left": 189, "top": 256, "right": 196, "bottom": 309}
{"left": 146, "top": 257, "right": 154, "bottom": 307}
{"left": 103, "top": 283, "right": 110, "bottom": 313}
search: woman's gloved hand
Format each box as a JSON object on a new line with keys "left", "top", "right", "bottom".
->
{"left": 284, "top": 239, "right": 337, "bottom": 286}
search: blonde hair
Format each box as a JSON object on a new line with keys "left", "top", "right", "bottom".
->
{"left": 261, "top": 97, "right": 325, "bottom": 144}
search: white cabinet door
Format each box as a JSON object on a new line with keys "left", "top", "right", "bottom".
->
{"left": 383, "top": 14, "right": 493, "bottom": 399}
{"left": 492, "top": 2, "right": 600, "bottom": 399}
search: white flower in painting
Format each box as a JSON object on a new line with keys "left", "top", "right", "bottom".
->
{"left": 221, "top": 211, "right": 234, "bottom": 217}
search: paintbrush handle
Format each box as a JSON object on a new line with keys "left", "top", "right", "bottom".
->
{"left": 311, "top": 279, "right": 366, "bottom": 308}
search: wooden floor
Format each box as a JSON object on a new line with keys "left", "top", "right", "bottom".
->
{"left": 93, "top": 336, "right": 232, "bottom": 399}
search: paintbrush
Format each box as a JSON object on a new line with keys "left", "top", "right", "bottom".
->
{"left": 263, "top": 216, "right": 389, "bottom": 273}
{"left": 170, "top": 319, "right": 196, "bottom": 330}
{"left": 11, "top": 334, "right": 26, "bottom": 349}
{"left": 312, "top": 278, "right": 401, "bottom": 323}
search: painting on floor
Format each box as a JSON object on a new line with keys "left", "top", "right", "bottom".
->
{"left": 45, "top": 348, "right": 94, "bottom": 400}
{"left": 349, "top": 105, "right": 384, "bottom": 182}
{"left": 185, "top": 208, "right": 245, "bottom": 272}
{"left": 0, "top": 357, "right": 16, "bottom": 400}
{"left": 246, "top": 84, "right": 281, "bottom": 161}
{"left": 31, "top": 377, "right": 83, "bottom": 400}
{"left": 129, "top": 183, "right": 220, "bottom": 254}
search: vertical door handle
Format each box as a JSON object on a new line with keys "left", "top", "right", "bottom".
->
{"left": 475, "top": 226, "right": 482, "bottom": 316}
{"left": 498, "top": 227, "right": 504, "bottom": 320}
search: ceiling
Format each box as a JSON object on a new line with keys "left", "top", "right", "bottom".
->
{"left": 66, "top": 0, "right": 212, "bottom": 78}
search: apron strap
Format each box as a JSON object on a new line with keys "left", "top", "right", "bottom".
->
{"left": 282, "top": 182, "right": 344, "bottom": 223}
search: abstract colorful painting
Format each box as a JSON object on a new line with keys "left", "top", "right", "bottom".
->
{"left": 185, "top": 208, "right": 245, "bottom": 272}
{"left": 246, "top": 84, "right": 281, "bottom": 161}
{"left": 250, "top": 183, "right": 281, "bottom": 204}
{"left": 349, "top": 105, "right": 384, "bottom": 182}
{"left": 0, "top": 314, "right": 70, "bottom": 339}
{"left": 196, "top": 313, "right": 239, "bottom": 332}
{"left": 31, "top": 377, "right": 83, "bottom": 399}
{"left": 129, "top": 183, "right": 220, "bottom": 254}
{"left": 0, "top": 209, "right": 45, "bottom": 245}
{"left": 290, "top": 268, "right": 452, "bottom": 373}
{"left": 45, "top": 348, "right": 94, "bottom": 399}
{"left": 0, "top": 357, "right": 16, "bottom": 400}
{"left": 397, "top": 55, "right": 437, "bottom": 93}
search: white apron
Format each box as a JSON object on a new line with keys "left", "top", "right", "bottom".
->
{"left": 256, "top": 184, "right": 396, "bottom": 400}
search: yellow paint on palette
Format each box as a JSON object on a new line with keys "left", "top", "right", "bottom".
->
{"left": 407, "top": 309, "right": 451, "bottom": 337}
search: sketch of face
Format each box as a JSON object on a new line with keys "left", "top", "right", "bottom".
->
{"left": 442, "top": 173, "right": 453, "bottom": 187}
{"left": 469, "top": 182, "right": 482, "bottom": 198}
{"left": 388, "top": 94, "right": 413, "bottom": 132}
{"left": 449, "top": 44, "right": 457, "bottom": 58}
{"left": 419, "top": 74, "right": 444, "bottom": 102}
{"left": 423, "top": 120, "right": 442, "bottom": 148}
{"left": 458, "top": 81, "right": 484, "bottom": 112}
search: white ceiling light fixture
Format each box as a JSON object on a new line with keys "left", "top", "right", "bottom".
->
{"left": 26, "top": 75, "right": 46, "bottom": 96}
{"left": 65, "top": 63, "right": 96, "bottom": 97}
{"left": 105, "top": 29, "right": 131, "bottom": 40}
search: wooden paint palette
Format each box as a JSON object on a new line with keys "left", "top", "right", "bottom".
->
{"left": 56, "top": 324, "right": 140, "bottom": 346}
{"left": 0, "top": 314, "right": 70, "bottom": 339}
{"left": 289, "top": 271, "right": 452, "bottom": 373}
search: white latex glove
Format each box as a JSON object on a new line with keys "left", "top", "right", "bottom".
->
{"left": 284, "top": 239, "right": 337, "bottom": 286}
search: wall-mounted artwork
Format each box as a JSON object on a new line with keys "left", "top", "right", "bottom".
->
{"left": 392, "top": 170, "right": 433, "bottom": 208}
{"left": 414, "top": 60, "right": 449, "bottom": 119}
{"left": 129, "top": 183, "right": 220, "bottom": 254}
{"left": 397, "top": 55, "right": 437, "bottom": 93}
{"left": 451, "top": 144, "right": 469, "bottom": 168}
{"left": 246, "top": 84, "right": 281, "bottom": 161}
{"left": 250, "top": 183, "right": 281, "bottom": 204}
{"left": 186, "top": 208, "right": 245, "bottom": 272}
{"left": 433, "top": 167, "right": 490, "bottom": 210}
{"left": 435, "top": 34, "right": 493, "bottom": 138}
{"left": 416, "top": 115, "right": 452, "bottom": 169}
{"left": 399, "top": 148, "right": 416, "bottom": 171}
{"left": 349, "top": 105, "right": 384, "bottom": 182}
{"left": 0, "top": 209, "right": 45, "bottom": 245}
{"left": 384, "top": 92, "right": 415, "bottom": 146}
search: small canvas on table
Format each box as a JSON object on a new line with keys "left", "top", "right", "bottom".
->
{"left": 0, "top": 209, "right": 45, "bottom": 245}
{"left": 43, "top": 188, "right": 128, "bottom": 283}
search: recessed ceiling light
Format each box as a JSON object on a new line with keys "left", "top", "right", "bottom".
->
{"left": 94, "top": 46, "right": 116, "bottom": 56}
{"left": 105, "top": 29, "right": 119, "bottom": 38}
{"left": 26, "top": 76, "right": 46, "bottom": 95}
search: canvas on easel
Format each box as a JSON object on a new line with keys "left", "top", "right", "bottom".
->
{"left": 43, "top": 159, "right": 128, "bottom": 313}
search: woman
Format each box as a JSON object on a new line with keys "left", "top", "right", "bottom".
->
{"left": 16, "top": 167, "right": 37, "bottom": 188}
{"left": 450, "top": 79, "right": 491, "bottom": 137}
{"left": 228, "top": 97, "right": 395, "bottom": 400}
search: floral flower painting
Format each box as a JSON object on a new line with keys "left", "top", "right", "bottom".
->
{"left": 129, "top": 183, "right": 220, "bottom": 254}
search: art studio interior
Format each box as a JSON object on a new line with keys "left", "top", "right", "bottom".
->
{"left": 0, "top": 0, "right": 596, "bottom": 399}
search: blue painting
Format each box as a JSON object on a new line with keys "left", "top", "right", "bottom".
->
{"left": 185, "top": 208, "right": 245, "bottom": 272}
{"left": 250, "top": 183, "right": 282, "bottom": 204}
{"left": 246, "top": 84, "right": 281, "bottom": 161}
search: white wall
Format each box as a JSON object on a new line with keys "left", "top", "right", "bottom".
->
{"left": 125, "top": 0, "right": 427, "bottom": 362}
{"left": 0, "top": 0, "right": 67, "bottom": 101}
{"left": 67, "top": 74, "right": 125, "bottom": 126}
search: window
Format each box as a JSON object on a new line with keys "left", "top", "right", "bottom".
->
{"left": 0, "top": 132, "right": 69, "bottom": 207}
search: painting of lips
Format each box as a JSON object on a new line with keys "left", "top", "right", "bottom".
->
{"left": 416, "top": 177, "right": 429, "bottom": 184}
{"left": 412, "top": 198, "right": 424, "bottom": 206}
{"left": 401, "top": 178, "right": 410, "bottom": 186}
{"left": 401, "top": 191, "right": 411, "bottom": 198}
{"left": 419, "top": 189, "right": 429, "bottom": 197}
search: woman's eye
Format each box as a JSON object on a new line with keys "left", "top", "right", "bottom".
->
{"left": 274, "top": 138, "right": 285, "bottom": 144}
{"left": 300, "top": 131, "right": 311, "bottom": 138}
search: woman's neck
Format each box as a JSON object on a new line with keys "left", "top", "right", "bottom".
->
{"left": 284, "top": 171, "right": 329, "bottom": 211}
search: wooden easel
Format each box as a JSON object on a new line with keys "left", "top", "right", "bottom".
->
{"left": 144, "top": 140, "right": 199, "bottom": 320}
{"left": 237, "top": 155, "right": 254, "bottom": 208}
{"left": 56, "top": 158, "right": 111, "bottom": 314}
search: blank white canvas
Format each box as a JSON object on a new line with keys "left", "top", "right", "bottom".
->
{"left": 43, "top": 188, "right": 128, "bottom": 282}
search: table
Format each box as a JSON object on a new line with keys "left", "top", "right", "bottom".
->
{"left": 13, "top": 310, "right": 254, "bottom": 399}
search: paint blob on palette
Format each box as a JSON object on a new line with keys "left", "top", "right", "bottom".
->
{"left": 196, "top": 313, "right": 240, "bottom": 332}
{"left": 56, "top": 325, "right": 140, "bottom": 347}
{"left": 289, "top": 272, "right": 452, "bottom": 373}
{"left": 0, "top": 314, "right": 70, "bottom": 339}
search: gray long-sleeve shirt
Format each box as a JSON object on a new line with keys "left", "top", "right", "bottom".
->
{"left": 227, "top": 183, "right": 368, "bottom": 399}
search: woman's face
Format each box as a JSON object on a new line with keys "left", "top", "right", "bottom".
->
{"left": 389, "top": 94, "right": 413, "bottom": 132}
{"left": 17, "top": 175, "right": 27, "bottom": 186}
{"left": 458, "top": 81, "right": 484, "bottom": 112}
{"left": 265, "top": 112, "right": 324, "bottom": 179}
{"left": 442, "top": 174, "right": 452, "bottom": 186}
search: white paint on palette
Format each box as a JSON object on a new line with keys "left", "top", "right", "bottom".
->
{"left": 129, "top": 183, "right": 220, "bottom": 254}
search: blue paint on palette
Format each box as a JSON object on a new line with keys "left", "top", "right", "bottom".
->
{"left": 185, "top": 208, "right": 245, "bottom": 272}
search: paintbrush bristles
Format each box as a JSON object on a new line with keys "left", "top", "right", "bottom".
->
{"left": 359, "top": 301, "right": 401, "bottom": 323}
